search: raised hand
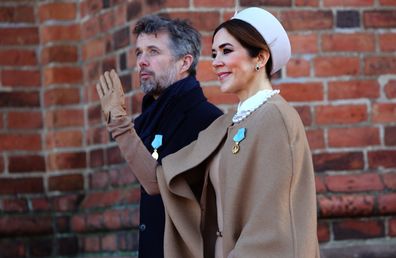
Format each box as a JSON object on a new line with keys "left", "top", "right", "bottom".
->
{"left": 96, "top": 69, "right": 127, "bottom": 123}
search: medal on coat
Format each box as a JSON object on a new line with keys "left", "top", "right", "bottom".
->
{"left": 232, "top": 128, "right": 246, "bottom": 154}
{"left": 151, "top": 134, "right": 163, "bottom": 160}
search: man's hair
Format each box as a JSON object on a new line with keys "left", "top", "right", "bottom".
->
{"left": 133, "top": 15, "right": 201, "bottom": 76}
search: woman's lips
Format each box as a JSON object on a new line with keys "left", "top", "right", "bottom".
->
{"left": 217, "top": 72, "right": 231, "bottom": 81}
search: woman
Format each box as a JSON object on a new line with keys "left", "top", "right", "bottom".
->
{"left": 97, "top": 7, "right": 320, "bottom": 258}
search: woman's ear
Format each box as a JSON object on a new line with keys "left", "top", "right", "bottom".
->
{"left": 179, "top": 54, "right": 193, "bottom": 74}
{"left": 256, "top": 50, "right": 270, "bottom": 70}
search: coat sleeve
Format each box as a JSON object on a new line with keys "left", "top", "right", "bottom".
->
{"left": 227, "top": 104, "right": 319, "bottom": 258}
{"left": 107, "top": 116, "right": 160, "bottom": 195}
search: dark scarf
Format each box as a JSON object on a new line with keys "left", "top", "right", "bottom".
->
{"left": 134, "top": 75, "right": 206, "bottom": 164}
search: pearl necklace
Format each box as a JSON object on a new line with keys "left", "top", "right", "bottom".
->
{"left": 232, "top": 89, "right": 280, "bottom": 123}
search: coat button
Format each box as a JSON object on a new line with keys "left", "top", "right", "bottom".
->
{"left": 139, "top": 224, "right": 146, "bottom": 231}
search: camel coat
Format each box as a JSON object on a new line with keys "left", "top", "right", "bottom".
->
{"left": 109, "top": 95, "right": 320, "bottom": 258}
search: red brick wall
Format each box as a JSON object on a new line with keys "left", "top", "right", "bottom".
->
{"left": 0, "top": 0, "right": 395, "bottom": 257}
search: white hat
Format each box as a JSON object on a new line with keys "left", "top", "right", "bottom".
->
{"left": 231, "top": 7, "right": 291, "bottom": 75}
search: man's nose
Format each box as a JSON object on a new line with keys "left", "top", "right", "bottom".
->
{"left": 138, "top": 53, "right": 149, "bottom": 68}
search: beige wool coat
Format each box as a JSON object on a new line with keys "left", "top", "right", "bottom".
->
{"left": 109, "top": 95, "right": 320, "bottom": 258}
{"left": 158, "top": 94, "right": 320, "bottom": 258}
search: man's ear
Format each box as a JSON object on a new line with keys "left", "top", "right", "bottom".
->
{"left": 179, "top": 54, "right": 193, "bottom": 74}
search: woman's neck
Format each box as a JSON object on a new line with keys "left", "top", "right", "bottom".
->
{"left": 237, "top": 76, "right": 273, "bottom": 102}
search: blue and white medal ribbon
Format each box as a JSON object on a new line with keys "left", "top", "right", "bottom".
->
{"left": 232, "top": 128, "right": 246, "bottom": 154}
{"left": 151, "top": 134, "right": 163, "bottom": 160}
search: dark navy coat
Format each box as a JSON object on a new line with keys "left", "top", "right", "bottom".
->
{"left": 134, "top": 76, "right": 223, "bottom": 258}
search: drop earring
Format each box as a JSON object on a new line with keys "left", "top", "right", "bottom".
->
{"left": 255, "top": 64, "right": 260, "bottom": 71}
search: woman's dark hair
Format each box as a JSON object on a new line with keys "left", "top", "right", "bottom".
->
{"left": 212, "top": 19, "right": 273, "bottom": 80}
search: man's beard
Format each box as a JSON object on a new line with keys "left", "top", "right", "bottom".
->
{"left": 140, "top": 66, "right": 178, "bottom": 96}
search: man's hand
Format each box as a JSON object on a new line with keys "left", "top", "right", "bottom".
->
{"left": 96, "top": 69, "right": 127, "bottom": 123}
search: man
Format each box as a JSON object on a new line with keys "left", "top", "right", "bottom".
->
{"left": 97, "top": 15, "right": 222, "bottom": 258}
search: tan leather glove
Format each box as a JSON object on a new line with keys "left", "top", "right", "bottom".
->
{"left": 96, "top": 69, "right": 127, "bottom": 123}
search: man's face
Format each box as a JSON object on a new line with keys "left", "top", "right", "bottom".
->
{"left": 135, "top": 32, "right": 180, "bottom": 96}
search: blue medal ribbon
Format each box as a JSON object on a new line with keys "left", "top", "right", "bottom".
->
{"left": 151, "top": 134, "right": 163, "bottom": 149}
{"left": 233, "top": 128, "right": 246, "bottom": 142}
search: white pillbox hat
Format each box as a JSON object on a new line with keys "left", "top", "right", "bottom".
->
{"left": 232, "top": 7, "right": 291, "bottom": 75}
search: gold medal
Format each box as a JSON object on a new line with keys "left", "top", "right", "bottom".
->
{"left": 152, "top": 149, "right": 159, "bottom": 160}
{"left": 232, "top": 143, "right": 240, "bottom": 154}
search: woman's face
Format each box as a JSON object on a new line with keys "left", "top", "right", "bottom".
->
{"left": 211, "top": 28, "right": 257, "bottom": 98}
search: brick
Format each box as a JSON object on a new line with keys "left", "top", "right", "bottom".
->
{"left": 46, "top": 130, "right": 83, "bottom": 148}
{"left": 83, "top": 235, "right": 100, "bottom": 252}
{"left": 0, "top": 91, "right": 40, "bottom": 107}
{"left": 322, "top": 33, "right": 374, "bottom": 52}
{"left": 103, "top": 210, "right": 122, "bottom": 230}
{"left": 102, "top": 233, "right": 117, "bottom": 251}
{"left": 368, "top": 150, "right": 396, "bottom": 168}
{"left": 2, "top": 199, "right": 28, "bottom": 212}
{"left": 372, "top": 103, "right": 396, "bottom": 123}
{"left": 385, "top": 126, "right": 396, "bottom": 146}
{"left": 289, "top": 34, "right": 318, "bottom": 54}
{"left": 324, "top": 0, "right": 373, "bottom": 6}
{"left": 319, "top": 195, "right": 375, "bottom": 217}
{"left": 280, "top": 11, "right": 333, "bottom": 31}
{"left": 278, "top": 82, "right": 323, "bottom": 102}
{"left": 107, "top": 145, "right": 124, "bottom": 165}
{"left": 44, "top": 87, "right": 80, "bottom": 107}
{"left": 379, "top": 33, "right": 396, "bottom": 51}
{"left": 126, "top": 1, "right": 142, "bottom": 21}
{"left": 44, "top": 66, "right": 82, "bottom": 85}
{"left": 203, "top": 86, "right": 238, "bottom": 105}
{"left": 383, "top": 172, "right": 396, "bottom": 190}
{"left": 90, "top": 170, "right": 110, "bottom": 189}
{"left": 83, "top": 38, "right": 105, "bottom": 61}
{"left": 49, "top": 174, "right": 84, "bottom": 192}
{"left": 48, "top": 151, "right": 86, "bottom": 170}
{"left": 364, "top": 10, "right": 396, "bottom": 28}
{"left": 313, "top": 152, "right": 364, "bottom": 172}
{"left": 39, "top": 2, "right": 76, "bottom": 21}
{"left": 0, "top": 178, "right": 43, "bottom": 195}
{"left": 380, "top": 0, "right": 396, "bottom": 5}
{"left": 0, "top": 133, "right": 41, "bottom": 151}
{"left": 0, "top": 240, "right": 25, "bottom": 258}
{"left": 41, "top": 45, "right": 78, "bottom": 64}
{"left": 9, "top": 155, "right": 45, "bottom": 173}
{"left": 240, "top": 0, "right": 291, "bottom": 6}
{"left": 384, "top": 80, "right": 396, "bottom": 99}
{"left": 120, "top": 52, "right": 127, "bottom": 71}
{"left": 316, "top": 105, "right": 367, "bottom": 125}
{"left": 0, "top": 49, "right": 36, "bottom": 66}
{"left": 102, "top": 57, "right": 117, "bottom": 72}
{"left": 1, "top": 70, "right": 40, "bottom": 87}
{"left": 307, "top": 129, "right": 325, "bottom": 150}
{"left": 317, "top": 222, "right": 330, "bottom": 242}
{"left": 294, "top": 106, "right": 312, "bottom": 126}
{"left": 81, "top": 188, "right": 140, "bottom": 209}
{"left": 31, "top": 198, "right": 51, "bottom": 212}
{"left": 56, "top": 216, "right": 70, "bottom": 233}
{"left": 86, "top": 213, "right": 102, "bottom": 231}
{"left": 41, "top": 24, "right": 81, "bottom": 43}
{"left": 87, "top": 127, "right": 109, "bottom": 145}
{"left": 167, "top": 11, "right": 221, "bottom": 32}
{"left": 333, "top": 219, "right": 384, "bottom": 240}
{"left": 365, "top": 56, "right": 396, "bottom": 75}
{"left": 314, "top": 56, "right": 360, "bottom": 77}
{"left": 118, "top": 230, "right": 139, "bottom": 251}
{"left": 325, "top": 173, "right": 383, "bottom": 192}
{"left": 196, "top": 0, "right": 234, "bottom": 7}
{"left": 71, "top": 214, "right": 86, "bottom": 233}
{"left": 378, "top": 193, "right": 396, "bottom": 214}
{"left": 80, "top": 0, "right": 103, "bottom": 17}
{"left": 197, "top": 60, "right": 217, "bottom": 82}
{"left": 7, "top": 111, "right": 42, "bottom": 129}
{"left": 98, "top": 10, "right": 114, "bottom": 33}
{"left": 390, "top": 219, "right": 396, "bottom": 236}
{"left": 52, "top": 194, "right": 80, "bottom": 212}
{"left": 45, "top": 109, "right": 84, "bottom": 129}
{"left": 88, "top": 104, "right": 103, "bottom": 126}
{"left": 81, "top": 16, "right": 100, "bottom": 40}
{"left": 131, "top": 92, "right": 144, "bottom": 114}
{"left": 29, "top": 238, "right": 52, "bottom": 257}
{"left": 294, "top": 0, "right": 319, "bottom": 5}
{"left": 0, "top": 157, "right": 4, "bottom": 173}
{"left": 286, "top": 58, "right": 310, "bottom": 77}
{"left": 315, "top": 175, "right": 326, "bottom": 193}
{"left": 113, "top": 26, "right": 130, "bottom": 50}
{"left": 114, "top": 3, "right": 126, "bottom": 27}
{"left": 328, "top": 127, "right": 380, "bottom": 147}
{"left": 0, "top": 27, "right": 38, "bottom": 45}
{"left": 328, "top": 80, "right": 379, "bottom": 100}
{"left": 0, "top": 6, "right": 35, "bottom": 23}
{"left": 58, "top": 237, "right": 78, "bottom": 256}
{"left": 336, "top": 10, "right": 360, "bottom": 28}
